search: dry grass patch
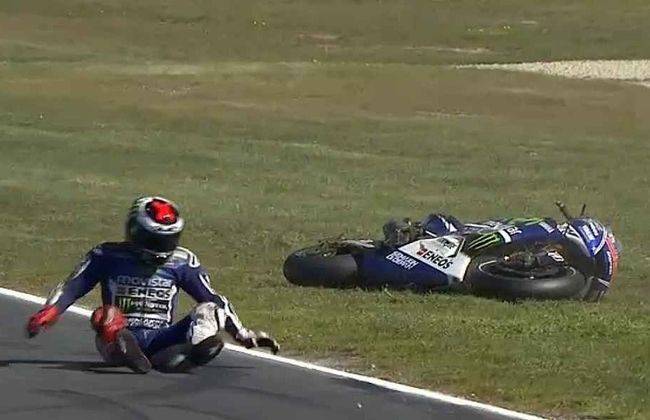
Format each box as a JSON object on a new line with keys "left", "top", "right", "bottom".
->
{"left": 461, "top": 60, "right": 650, "bottom": 87}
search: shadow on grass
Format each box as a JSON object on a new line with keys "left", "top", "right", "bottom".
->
{"left": 287, "top": 280, "right": 543, "bottom": 305}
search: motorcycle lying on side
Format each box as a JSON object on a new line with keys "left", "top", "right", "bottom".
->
{"left": 283, "top": 203, "right": 622, "bottom": 301}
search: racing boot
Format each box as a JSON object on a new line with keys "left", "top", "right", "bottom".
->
{"left": 150, "top": 337, "right": 224, "bottom": 373}
{"left": 115, "top": 329, "right": 152, "bottom": 374}
{"left": 188, "top": 335, "right": 224, "bottom": 366}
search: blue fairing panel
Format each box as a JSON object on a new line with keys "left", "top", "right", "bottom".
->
{"left": 356, "top": 248, "right": 450, "bottom": 289}
{"left": 568, "top": 218, "right": 607, "bottom": 257}
{"left": 567, "top": 218, "right": 619, "bottom": 284}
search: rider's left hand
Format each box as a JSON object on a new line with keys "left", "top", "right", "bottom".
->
{"left": 237, "top": 330, "right": 280, "bottom": 354}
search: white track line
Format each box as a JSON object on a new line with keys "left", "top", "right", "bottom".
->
{"left": 0, "top": 287, "right": 544, "bottom": 420}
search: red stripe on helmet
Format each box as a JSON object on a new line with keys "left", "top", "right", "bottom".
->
{"left": 148, "top": 199, "right": 178, "bottom": 225}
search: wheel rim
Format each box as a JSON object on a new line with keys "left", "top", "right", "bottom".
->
{"left": 479, "top": 256, "right": 570, "bottom": 280}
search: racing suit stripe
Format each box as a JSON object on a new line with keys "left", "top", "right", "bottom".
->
{"left": 46, "top": 250, "right": 103, "bottom": 312}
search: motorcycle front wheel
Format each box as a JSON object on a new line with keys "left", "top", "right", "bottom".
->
{"left": 465, "top": 253, "right": 590, "bottom": 300}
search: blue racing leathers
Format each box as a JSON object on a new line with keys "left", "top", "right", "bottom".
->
{"left": 46, "top": 242, "right": 249, "bottom": 356}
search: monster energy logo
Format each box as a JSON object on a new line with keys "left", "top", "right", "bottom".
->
{"left": 466, "top": 233, "right": 503, "bottom": 251}
{"left": 116, "top": 296, "right": 138, "bottom": 313}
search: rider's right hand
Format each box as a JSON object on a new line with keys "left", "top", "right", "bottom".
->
{"left": 26, "top": 305, "right": 60, "bottom": 338}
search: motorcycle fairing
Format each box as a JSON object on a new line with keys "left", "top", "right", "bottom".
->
{"left": 357, "top": 247, "right": 455, "bottom": 289}
{"left": 601, "top": 233, "right": 621, "bottom": 283}
{"left": 398, "top": 236, "right": 471, "bottom": 282}
{"left": 464, "top": 218, "right": 564, "bottom": 254}
{"left": 355, "top": 215, "right": 616, "bottom": 292}
{"left": 360, "top": 219, "right": 570, "bottom": 289}
{"left": 566, "top": 218, "right": 607, "bottom": 257}
{"left": 563, "top": 218, "right": 619, "bottom": 285}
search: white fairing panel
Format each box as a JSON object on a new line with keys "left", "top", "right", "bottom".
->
{"left": 398, "top": 236, "right": 471, "bottom": 281}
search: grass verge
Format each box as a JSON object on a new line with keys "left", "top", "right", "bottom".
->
{"left": 1, "top": 1, "right": 649, "bottom": 418}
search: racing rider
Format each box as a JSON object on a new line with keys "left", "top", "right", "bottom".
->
{"left": 26, "top": 196, "right": 279, "bottom": 373}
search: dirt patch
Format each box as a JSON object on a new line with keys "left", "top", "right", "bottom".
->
{"left": 297, "top": 32, "right": 341, "bottom": 42}
{"left": 459, "top": 60, "right": 650, "bottom": 87}
{"left": 404, "top": 45, "right": 490, "bottom": 54}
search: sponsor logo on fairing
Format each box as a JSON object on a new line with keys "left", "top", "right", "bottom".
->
{"left": 467, "top": 232, "right": 502, "bottom": 251}
{"left": 604, "top": 234, "right": 620, "bottom": 281}
{"left": 415, "top": 243, "right": 453, "bottom": 269}
{"left": 385, "top": 251, "right": 419, "bottom": 270}
{"left": 580, "top": 225, "right": 596, "bottom": 241}
{"left": 539, "top": 221, "right": 556, "bottom": 233}
{"left": 398, "top": 237, "right": 472, "bottom": 281}
{"left": 437, "top": 237, "right": 462, "bottom": 255}
{"left": 571, "top": 220, "right": 607, "bottom": 256}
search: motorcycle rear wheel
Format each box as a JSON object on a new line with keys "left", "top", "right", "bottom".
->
{"left": 283, "top": 244, "right": 359, "bottom": 288}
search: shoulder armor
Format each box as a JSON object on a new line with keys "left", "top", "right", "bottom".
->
{"left": 170, "top": 246, "right": 201, "bottom": 268}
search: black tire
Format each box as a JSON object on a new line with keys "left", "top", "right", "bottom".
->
{"left": 465, "top": 255, "right": 589, "bottom": 300}
{"left": 283, "top": 245, "right": 358, "bottom": 288}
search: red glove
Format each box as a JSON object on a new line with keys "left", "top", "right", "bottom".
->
{"left": 91, "top": 305, "right": 127, "bottom": 343}
{"left": 26, "top": 305, "right": 60, "bottom": 338}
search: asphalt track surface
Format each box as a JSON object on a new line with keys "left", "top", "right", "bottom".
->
{"left": 0, "top": 293, "right": 530, "bottom": 420}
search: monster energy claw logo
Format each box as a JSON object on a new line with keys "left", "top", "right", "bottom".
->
{"left": 116, "top": 296, "right": 137, "bottom": 313}
{"left": 467, "top": 233, "right": 502, "bottom": 251}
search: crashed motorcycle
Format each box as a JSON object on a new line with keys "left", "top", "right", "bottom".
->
{"left": 283, "top": 203, "right": 621, "bottom": 301}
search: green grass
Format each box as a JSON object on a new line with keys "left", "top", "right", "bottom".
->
{"left": 1, "top": 1, "right": 650, "bottom": 418}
